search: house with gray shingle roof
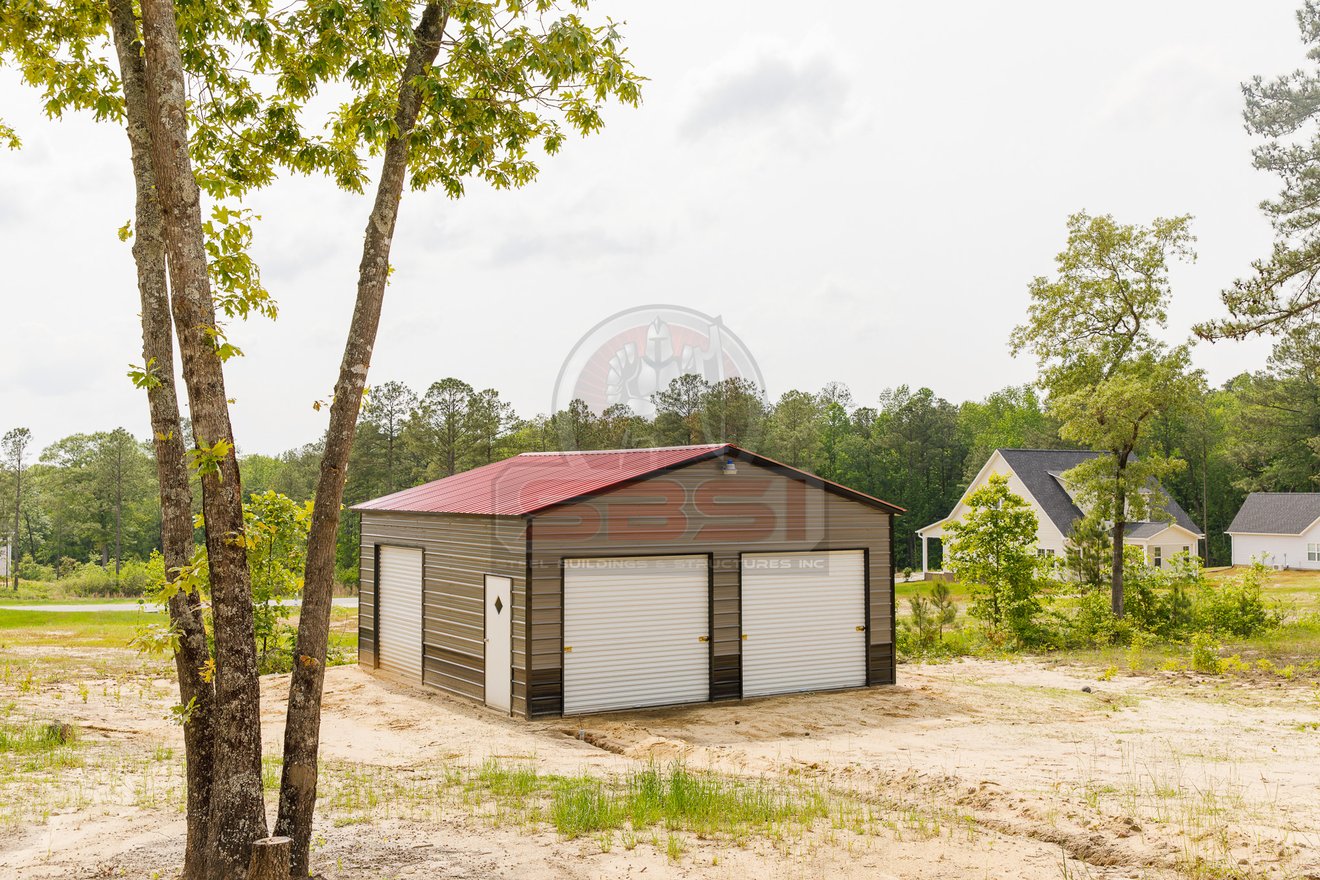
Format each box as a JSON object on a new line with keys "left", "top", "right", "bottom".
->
{"left": 1226, "top": 493, "right": 1320, "bottom": 569}
{"left": 915, "top": 449, "right": 1203, "bottom": 574}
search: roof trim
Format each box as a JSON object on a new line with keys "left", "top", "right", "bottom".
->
{"left": 351, "top": 443, "right": 905, "bottom": 517}
{"left": 917, "top": 449, "right": 1005, "bottom": 537}
{"left": 1226, "top": 513, "right": 1320, "bottom": 537}
{"left": 1123, "top": 522, "right": 1203, "bottom": 543}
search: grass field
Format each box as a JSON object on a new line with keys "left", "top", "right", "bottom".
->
{"left": 0, "top": 609, "right": 167, "bottom": 649}
{"left": 0, "top": 606, "right": 359, "bottom": 653}
{"left": 0, "top": 597, "right": 147, "bottom": 608}
{"left": 899, "top": 565, "right": 1320, "bottom": 672}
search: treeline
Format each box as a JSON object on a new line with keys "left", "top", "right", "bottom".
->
{"left": 3, "top": 324, "right": 1317, "bottom": 581}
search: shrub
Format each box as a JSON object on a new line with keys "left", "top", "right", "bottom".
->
{"left": 16, "top": 556, "right": 56, "bottom": 582}
{"left": 1192, "top": 564, "right": 1282, "bottom": 638}
{"left": 1064, "top": 590, "right": 1136, "bottom": 647}
{"left": 899, "top": 583, "right": 960, "bottom": 658}
{"left": 56, "top": 553, "right": 166, "bottom": 597}
{"left": 1189, "top": 633, "right": 1222, "bottom": 674}
{"left": 946, "top": 474, "right": 1046, "bottom": 642}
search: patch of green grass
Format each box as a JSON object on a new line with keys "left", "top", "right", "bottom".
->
{"left": 471, "top": 757, "right": 538, "bottom": 800}
{"left": 262, "top": 754, "right": 283, "bottom": 792}
{"left": 550, "top": 763, "right": 831, "bottom": 841}
{"left": 1205, "top": 566, "right": 1320, "bottom": 615}
{"left": 0, "top": 597, "right": 145, "bottom": 607}
{"left": 895, "top": 578, "right": 971, "bottom": 606}
{"left": 0, "top": 705, "right": 81, "bottom": 772}
{"left": 0, "top": 608, "right": 167, "bottom": 648}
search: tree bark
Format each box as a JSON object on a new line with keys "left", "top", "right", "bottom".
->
{"left": 1111, "top": 461, "right": 1127, "bottom": 617}
{"left": 106, "top": 3, "right": 218, "bottom": 876}
{"left": 114, "top": 442, "right": 123, "bottom": 575}
{"left": 10, "top": 457, "right": 19, "bottom": 590}
{"left": 138, "top": 0, "right": 268, "bottom": 876}
{"left": 274, "top": 4, "right": 449, "bottom": 875}
{"left": 247, "top": 837, "right": 292, "bottom": 880}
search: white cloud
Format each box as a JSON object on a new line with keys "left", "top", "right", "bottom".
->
{"left": 679, "top": 45, "right": 853, "bottom": 143}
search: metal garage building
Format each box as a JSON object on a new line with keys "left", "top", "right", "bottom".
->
{"left": 354, "top": 443, "right": 901, "bottom": 718}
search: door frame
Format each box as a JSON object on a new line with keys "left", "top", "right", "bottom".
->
{"left": 373, "top": 542, "right": 427, "bottom": 682}
{"left": 483, "top": 573, "right": 514, "bottom": 715}
{"left": 737, "top": 547, "right": 870, "bottom": 696}
{"left": 557, "top": 552, "right": 714, "bottom": 715}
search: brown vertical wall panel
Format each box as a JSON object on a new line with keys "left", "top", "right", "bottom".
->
{"left": 527, "top": 454, "right": 892, "bottom": 716}
{"left": 359, "top": 511, "right": 527, "bottom": 715}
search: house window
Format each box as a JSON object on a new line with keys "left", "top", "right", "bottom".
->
{"left": 1153, "top": 547, "right": 1162, "bottom": 568}
{"left": 1309, "top": 543, "right": 1320, "bottom": 562}
{"left": 1037, "top": 548, "right": 1055, "bottom": 558}
{"left": 1182, "top": 546, "right": 1190, "bottom": 555}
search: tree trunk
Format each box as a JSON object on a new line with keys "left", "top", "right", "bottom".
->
{"left": 247, "top": 837, "right": 292, "bottom": 880}
{"left": 1111, "top": 463, "right": 1127, "bottom": 618}
{"left": 137, "top": 0, "right": 267, "bottom": 876}
{"left": 106, "top": 2, "right": 218, "bottom": 877}
{"left": 114, "top": 445, "right": 123, "bottom": 576}
{"left": 275, "top": 4, "right": 449, "bottom": 875}
{"left": 1201, "top": 440, "right": 1209, "bottom": 566}
{"left": 11, "top": 464, "right": 19, "bottom": 590}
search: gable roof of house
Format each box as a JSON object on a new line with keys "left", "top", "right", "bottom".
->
{"left": 995, "top": 448, "right": 1202, "bottom": 537}
{"left": 352, "top": 443, "right": 905, "bottom": 517}
{"left": 1226, "top": 493, "right": 1320, "bottom": 535}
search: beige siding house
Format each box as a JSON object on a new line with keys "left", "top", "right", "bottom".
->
{"left": 916, "top": 449, "right": 1203, "bottom": 574}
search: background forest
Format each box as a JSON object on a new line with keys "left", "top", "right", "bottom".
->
{"left": 3, "top": 317, "right": 1317, "bottom": 589}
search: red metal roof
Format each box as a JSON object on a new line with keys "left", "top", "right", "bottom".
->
{"left": 352, "top": 444, "right": 729, "bottom": 516}
{"left": 351, "top": 443, "right": 904, "bottom": 516}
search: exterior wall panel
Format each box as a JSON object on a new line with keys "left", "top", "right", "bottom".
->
{"left": 527, "top": 455, "right": 893, "bottom": 715}
{"left": 359, "top": 510, "right": 526, "bottom": 715}
{"left": 1231, "top": 529, "right": 1320, "bottom": 569}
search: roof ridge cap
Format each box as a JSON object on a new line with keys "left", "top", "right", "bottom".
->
{"left": 518, "top": 444, "right": 727, "bottom": 457}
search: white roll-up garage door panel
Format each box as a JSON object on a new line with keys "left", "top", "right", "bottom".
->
{"left": 741, "top": 550, "right": 866, "bottom": 697}
{"left": 377, "top": 546, "right": 423, "bottom": 682}
{"left": 563, "top": 555, "right": 709, "bottom": 715}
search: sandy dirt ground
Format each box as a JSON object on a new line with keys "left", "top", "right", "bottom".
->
{"left": 2, "top": 649, "right": 1318, "bottom": 880}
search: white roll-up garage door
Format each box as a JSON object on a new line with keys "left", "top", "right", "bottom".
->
{"left": 563, "top": 555, "right": 709, "bottom": 715}
{"left": 741, "top": 550, "right": 866, "bottom": 697}
{"left": 377, "top": 546, "right": 424, "bottom": 682}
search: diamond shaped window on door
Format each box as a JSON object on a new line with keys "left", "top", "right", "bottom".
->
{"left": 493, "top": 595, "right": 503, "bottom": 614}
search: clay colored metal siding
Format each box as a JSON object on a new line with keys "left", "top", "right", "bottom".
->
{"left": 526, "top": 456, "right": 893, "bottom": 717}
{"left": 359, "top": 511, "right": 528, "bottom": 715}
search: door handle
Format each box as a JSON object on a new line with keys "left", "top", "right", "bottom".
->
{"left": 698, "top": 635, "right": 710, "bottom": 642}
{"left": 856, "top": 625, "right": 867, "bottom": 632}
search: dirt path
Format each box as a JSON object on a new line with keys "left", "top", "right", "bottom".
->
{"left": 2, "top": 652, "right": 1317, "bottom": 879}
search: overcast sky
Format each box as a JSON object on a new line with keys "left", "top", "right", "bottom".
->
{"left": 0, "top": 1, "right": 1301, "bottom": 455}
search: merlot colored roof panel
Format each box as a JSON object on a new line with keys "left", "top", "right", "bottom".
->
{"left": 352, "top": 443, "right": 904, "bottom": 517}
{"left": 353, "top": 445, "right": 728, "bottom": 516}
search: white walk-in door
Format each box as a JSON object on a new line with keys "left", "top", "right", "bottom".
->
{"left": 563, "top": 555, "right": 709, "bottom": 714}
{"left": 376, "top": 546, "right": 424, "bottom": 682}
{"left": 484, "top": 575, "right": 513, "bottom": 713}
{"left": 741, "top": 550, "right": 866, "bottom": 697}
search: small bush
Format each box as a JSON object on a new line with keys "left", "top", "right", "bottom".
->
{"left": 54, "top": 553, "right": 166, "bottom": 597}
{"left": 1192, "top": 564, "right": 1282, "bottom": 638}
{"left": 16, "top": 556, "right": 55, "bottom": 582}
{"left": 898, "top": 582, "right": 962, "bottom": 658}
{"left": 1189, "top": 633, "right": 1222, "bottom": 674}
{"left": 1065, "top": 590, "right": 1135, "bottom": 647}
